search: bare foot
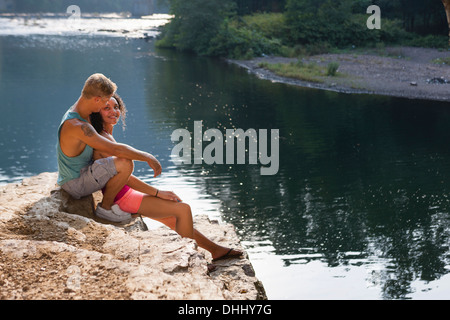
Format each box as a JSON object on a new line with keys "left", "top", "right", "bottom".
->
{"left": 212, "top": 247, "right": 243, "bottom": 261}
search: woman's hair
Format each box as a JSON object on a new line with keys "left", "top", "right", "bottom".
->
{"left": 90, "top": 93, "right": 127, "bottom": 134}
{"left": 81, "top": 73, "right": 117, "bottom": 99}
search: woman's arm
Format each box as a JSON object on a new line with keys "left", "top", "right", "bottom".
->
{"left": 127, "top": 175, "right": 158, "bottom": 196}
{"left": 127, "top": 175, "right": 182, "bottom": 202}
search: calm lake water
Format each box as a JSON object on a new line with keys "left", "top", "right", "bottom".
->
{"left": 1, "top": 15, "right": 450, "bottom": 300}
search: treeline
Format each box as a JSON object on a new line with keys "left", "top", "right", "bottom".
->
{"left": 156, "top": 0, "right": 448, "bottom": 59}
{"left": 231, "top": 0, "right": 446, "bottom": 35}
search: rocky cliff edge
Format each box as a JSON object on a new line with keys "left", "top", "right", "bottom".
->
{"left": 0, "top": 172, "right": 266, "bottom": 300}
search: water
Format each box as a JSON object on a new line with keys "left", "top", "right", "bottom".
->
{"left": 1, "top": 15, "right": 450, "bottom": 300}
{"left": 0, "top": 13, "right": 171, "bottom": 38}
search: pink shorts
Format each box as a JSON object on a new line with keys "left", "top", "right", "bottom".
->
{"left": 115, "top": 188, "right": 145, "bottom": 214}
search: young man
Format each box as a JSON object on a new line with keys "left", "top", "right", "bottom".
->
{"left": 56, "top": 73, "right": 162, "bottom": 222}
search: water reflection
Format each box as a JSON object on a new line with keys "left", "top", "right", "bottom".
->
{"left": 1, "top": 19, "right": 450, "bottom": 299}
{"left": 148, "top": 49, "right": 450, "bottom": 298}
{"left": 0, "top": 13, "right": 171, "bottom": 38}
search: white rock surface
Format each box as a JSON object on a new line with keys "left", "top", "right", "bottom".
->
{"left": 0, "top": 172, "right": 266, "bottom": 300}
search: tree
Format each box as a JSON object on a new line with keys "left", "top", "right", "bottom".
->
{"left": 442, "top": 0, "right": 450, "bottom": 45}
{"left": 232, "top": 0, "right": 286, "bottom": 15}
{"left": 157, "top": 0, "right": 234, "bottom": 55}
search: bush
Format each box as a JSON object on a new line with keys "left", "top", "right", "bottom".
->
{"left": 403, "top": 34, "right": 448, "bottom": 48}
{"left": 208, "top": 19, "right": 282, "bottom": 59}
{"left": 241, "top": 13, "right": 288, "bottom": 42}
{"left": 156, "top": 0, "right": 234, "bottom": 55}
{"left": 326, "top": 62, "right": 339, "bottom": 76}
{"left": 283, "top": 0, "right": 413, "bottom": 49}
{"left": 258, "top": 61, "right": 326, "bottom": 83}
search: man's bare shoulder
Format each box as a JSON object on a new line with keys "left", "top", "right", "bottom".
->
{"left": 61, "top": 118, "right": 95, "bottom": 138}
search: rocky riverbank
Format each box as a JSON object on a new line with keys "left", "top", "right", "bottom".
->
{"left": 0, "top": 172, "right": 266, "bottom": 300}
{"left": 228, "top": 46, "right": 450, "bottom": 102}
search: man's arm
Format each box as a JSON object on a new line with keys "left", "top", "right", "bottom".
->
{"left": 77, "top": 122, "right": 146, "bottom": 160}
{"left": 70, "top": 120, "right": 162, "bottom": 177}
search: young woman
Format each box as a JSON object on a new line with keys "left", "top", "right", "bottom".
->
{"left": 90, "top": 94, "right": 242, "bottom": 263}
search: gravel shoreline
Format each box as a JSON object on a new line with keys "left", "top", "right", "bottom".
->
{"left": 228, "top": 46, "right": 450, "bottom": 102}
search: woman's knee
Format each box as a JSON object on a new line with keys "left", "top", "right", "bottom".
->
{"left": 177, "top": 203, "right": 192, "bottom": 219}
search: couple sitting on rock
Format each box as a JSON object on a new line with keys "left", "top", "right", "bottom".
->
{"left": 56, "top": 73, "right": 242, "bottom": 263}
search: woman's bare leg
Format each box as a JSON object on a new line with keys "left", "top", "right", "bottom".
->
{"left": 152, "top": 216, "right": 243, "bottom": 260}
{"left": 136, "top": 196, "right": 194, "bottom": 239}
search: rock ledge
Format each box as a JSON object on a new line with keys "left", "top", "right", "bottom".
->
{"left": 0, "top": 172, "right": 266, "bottom": 300}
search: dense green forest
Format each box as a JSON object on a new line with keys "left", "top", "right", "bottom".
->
{"left": 156, "top": 0, "right": 449, "bottom": 59}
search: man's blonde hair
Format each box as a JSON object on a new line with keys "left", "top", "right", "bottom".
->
{"left": 81, "top": 73, "right": 117, "bottom": 99}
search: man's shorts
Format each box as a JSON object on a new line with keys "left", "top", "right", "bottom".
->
{"left": 61, "top": 157, "right": 117, "bottom": 199}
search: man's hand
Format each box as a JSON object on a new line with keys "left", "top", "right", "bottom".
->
{"left": 147, "top": 154, "right": 162, "bottom": 177}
